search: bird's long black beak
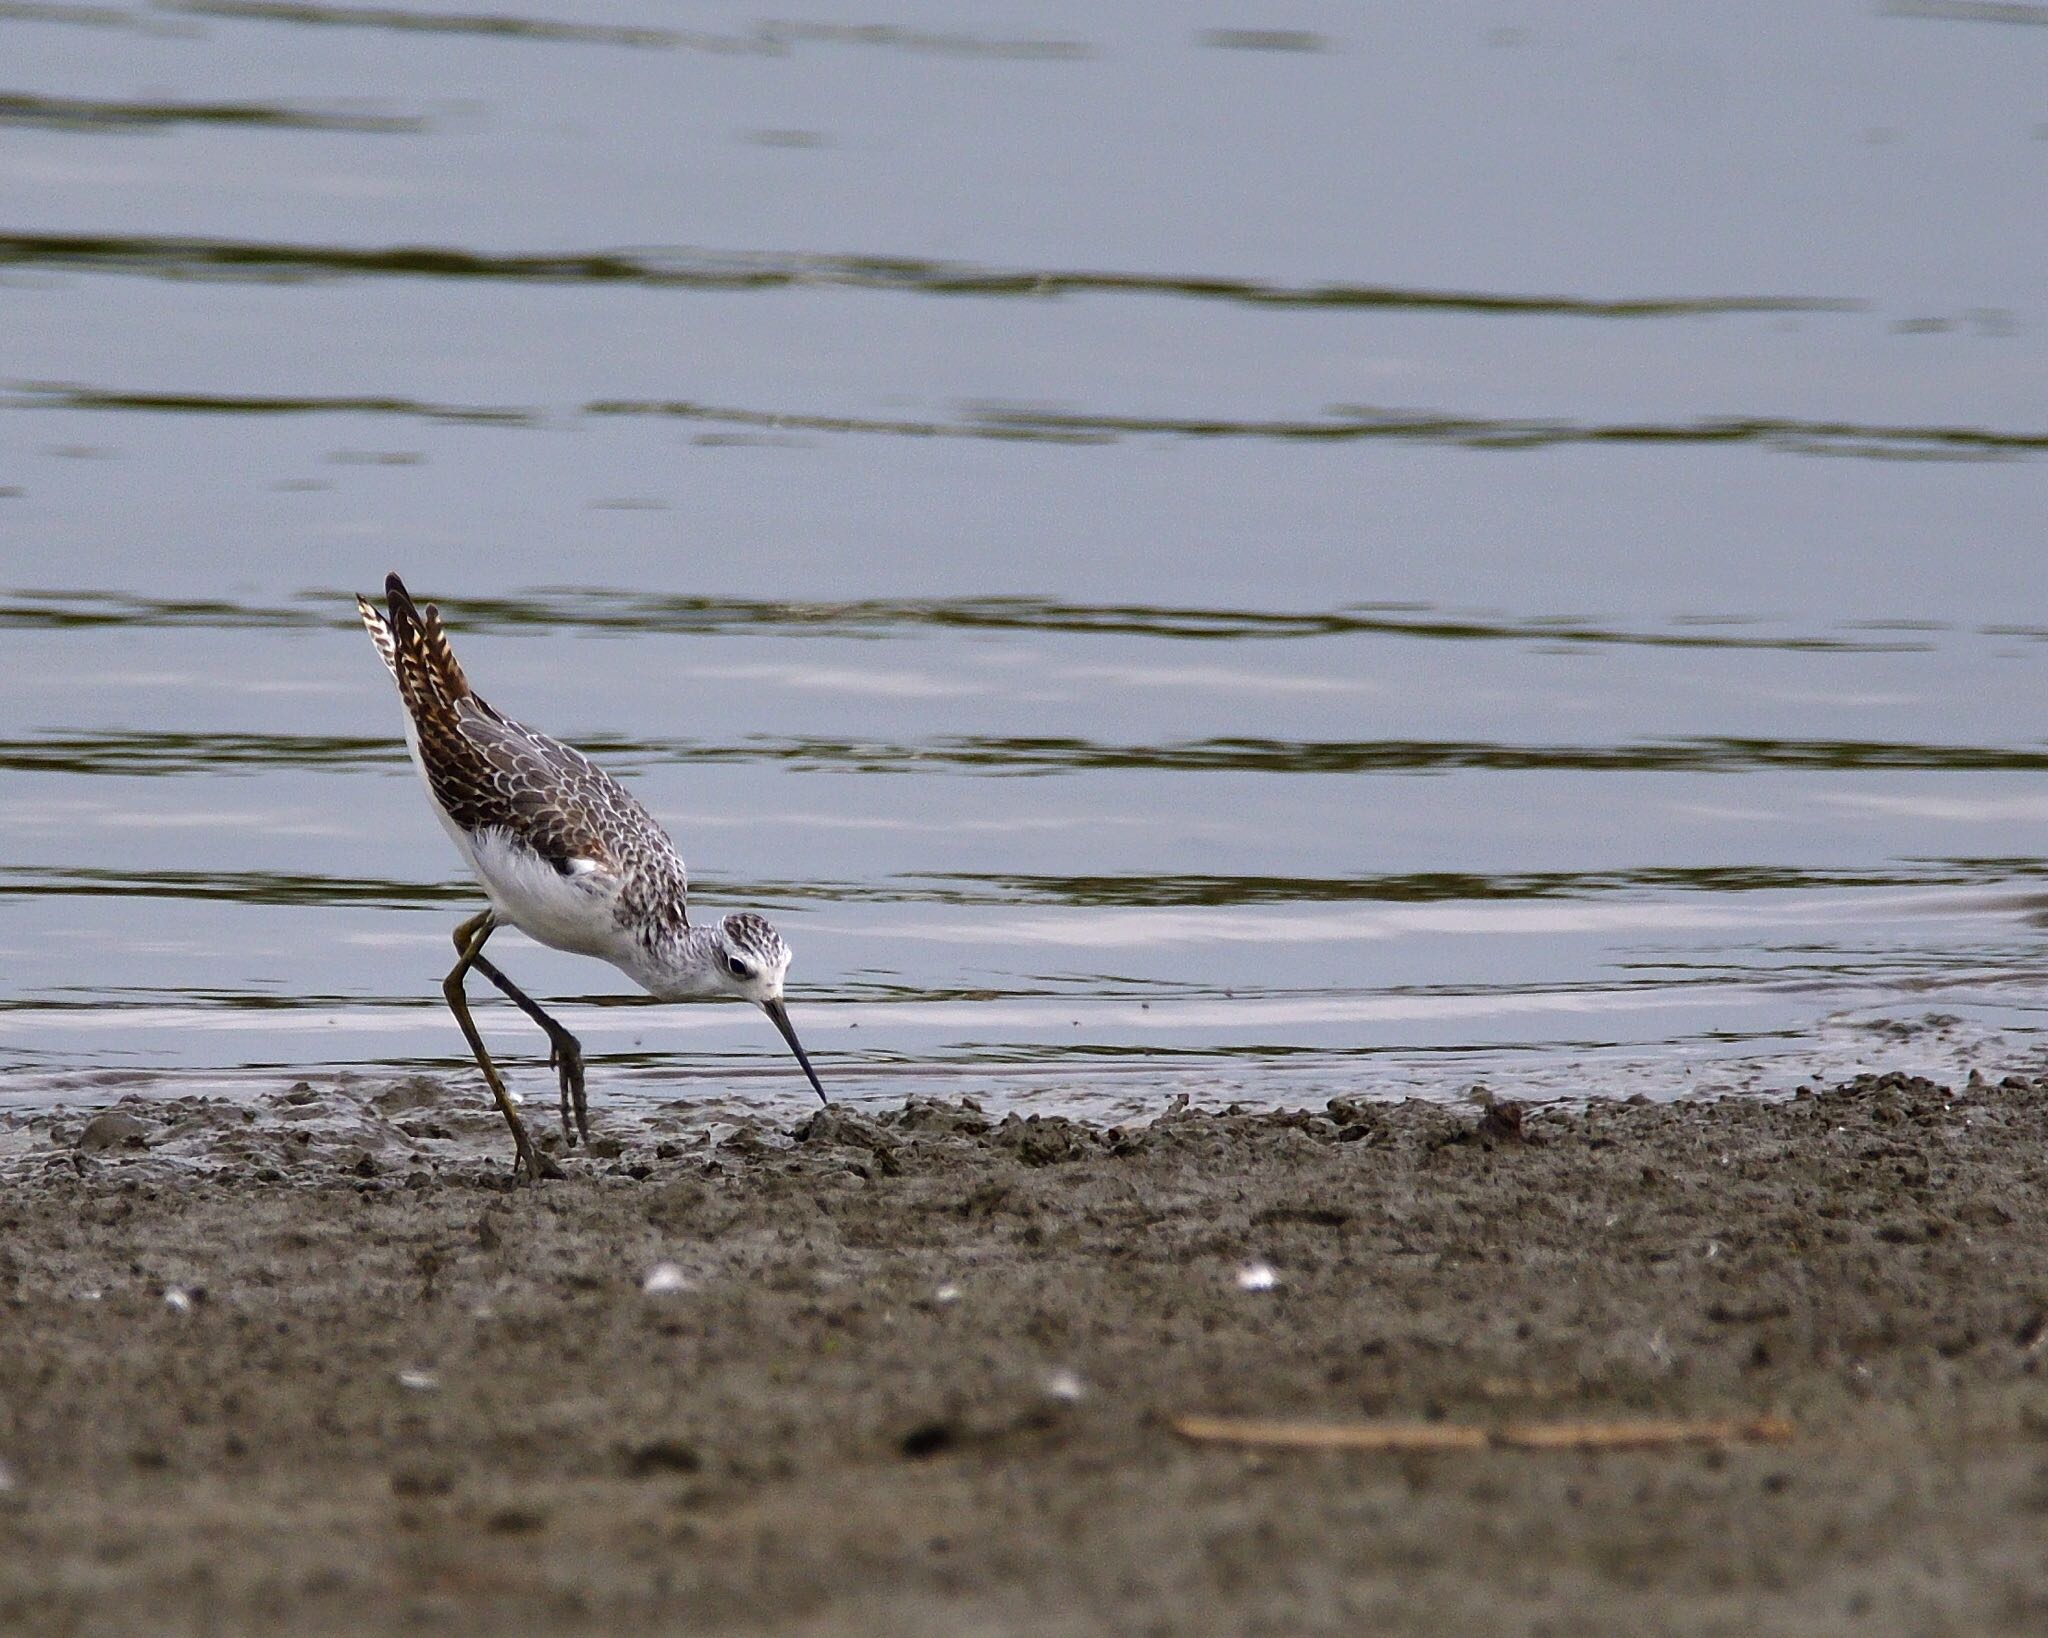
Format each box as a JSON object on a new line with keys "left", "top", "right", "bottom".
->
{"left": 762, "top": 998, "right": 828, "bottom": 1104}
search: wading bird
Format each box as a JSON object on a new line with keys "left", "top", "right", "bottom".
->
{"left": 358, "top": 574, "right": 827, "bottom": 1181}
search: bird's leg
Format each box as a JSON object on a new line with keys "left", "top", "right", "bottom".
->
{"left": 442, "top": 910, "right": 556, "bottom": 1183}
{"left": 468, "top": 948, "right": 588, "bottom": 1146}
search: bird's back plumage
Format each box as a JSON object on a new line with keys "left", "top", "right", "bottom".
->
{"left": 359, "top": 575, "right": 692, "bottom": 958}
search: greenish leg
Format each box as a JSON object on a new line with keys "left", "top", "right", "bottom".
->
{"left": 442, "top": 910, "right": 554, "bottom": 1182}
{"left": 469, "top": 947, "right": 589, "bottom": 1146}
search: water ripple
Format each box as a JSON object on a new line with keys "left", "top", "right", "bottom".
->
{"left": 0, "top": 91, "right": 427, "bottom": 132}
{"left": 11, "top": 381, "right": 2034, "bottom": 461}
{"left": 596, "top": 397, "right": 2046, "bottom": 460}
{"left": 13, "top": 728, "right": 2048, "bottom": 778}
{"left": 0, "top": 2, "right": 191, "bottom": 35}
{"left": 0, "top": 588, "right": 1935, "bottom": 652}
{"left": 4, "top": 860, "right": 2041, "bottom": 909}
{"left": 158, "top": 2, "right": 1093, "bottom": 57}
{"left": 0, "top": 233, "right": 1849, "bottom": 318}
{"left": 161, "top": 0, "right": 721, "bottom": 50}
{"left": 1883, "top": 1, "right": 2048, "bottom": 27}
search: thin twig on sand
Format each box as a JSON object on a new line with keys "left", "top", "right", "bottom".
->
{"left": 1170, "top": 1414, "right": 1794, "bottom": 1453}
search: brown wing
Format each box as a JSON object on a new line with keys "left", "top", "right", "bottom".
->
{"left": 374, "top": 576, "right": 690, "bottom": 926}
{"left": 447, "top": 706, "right": 653, "bottom": 874}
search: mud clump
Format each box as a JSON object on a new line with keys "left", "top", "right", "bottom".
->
{"left": 74, "top": 1111, "right": 151, "bottom": 1152}
{"left": 3, "top": 1070, "right": 2048, "bottom": 1631}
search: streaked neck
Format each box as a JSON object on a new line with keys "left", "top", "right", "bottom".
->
{"left": 626, "top": 922, "right": 724, "bottom": 1001}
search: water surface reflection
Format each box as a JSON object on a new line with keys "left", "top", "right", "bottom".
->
{"left": 3, "top": 0, "right": 2045, "bottom": 1112}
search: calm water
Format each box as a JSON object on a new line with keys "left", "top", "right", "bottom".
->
{"left": 4, "top": 1, "right": 2047, "bottom": 1120}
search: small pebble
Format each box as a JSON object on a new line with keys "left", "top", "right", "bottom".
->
{"left": 642, "top": 1262, "right": 692, "bottom": 1295}
{"left": 1236, "top": 1262, "right": 1280, "bottom": 1292}
{"left": 396, "top": 1369, "right": 439, "bottom": 1392}
{"left": 933, "top": 1283, "right": 962, "bottom": 1305}
{"left": 163, "top": 1287, "right": 194, "bottom": 1314}
{"left": 1043, "top": 1369, "right": 1086, "bottom": 1403}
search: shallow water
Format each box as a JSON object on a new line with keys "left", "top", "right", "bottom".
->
{"left": 4, "top": 1, "right": 2047, "bottom": 1120}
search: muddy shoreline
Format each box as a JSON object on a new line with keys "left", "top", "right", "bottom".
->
{"left": 4, "top": 1071, "right": 2048, "bottom": 1633}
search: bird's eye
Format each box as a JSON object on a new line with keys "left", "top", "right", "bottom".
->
{"left": 725, "top": 955, "right": 752, "bottom": 980}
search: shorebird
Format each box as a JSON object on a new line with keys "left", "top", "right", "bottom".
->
{"left": 358, "top": 573, "right": 826, "bottom": 1181}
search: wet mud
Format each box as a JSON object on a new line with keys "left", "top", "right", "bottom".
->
{"left": 4, "top": 1071, "right": 2048, "bottom": 1633}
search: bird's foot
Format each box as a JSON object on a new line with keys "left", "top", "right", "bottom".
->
{"left": 510, "top": 1120, "right": 564, "bottom": 1183}
{"left": 548, "top": 1034, "right": 589, "bottom": 1146}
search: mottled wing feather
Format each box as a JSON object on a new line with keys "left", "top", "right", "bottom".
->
{"left": 449, "top": 710, "right": 692, "bottom": 939}
{"left": 368, "top": 575, "right": 690, "bottom": 940}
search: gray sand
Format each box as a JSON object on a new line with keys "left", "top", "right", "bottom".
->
{"left": 3, "top": 1071, "right": 2046, "bottom": 1633}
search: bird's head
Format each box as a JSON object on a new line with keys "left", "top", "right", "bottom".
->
{"left": 715, "top": 911, "right": 827, "bottom": 1104}
{"left": 713, "top": 911, "right": 790, "bottom": 1001}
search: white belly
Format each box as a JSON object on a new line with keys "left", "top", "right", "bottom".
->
{"left": 467, "top": 826, "right": 626, "bottom": 960}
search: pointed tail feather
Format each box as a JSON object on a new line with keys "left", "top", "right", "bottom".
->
{"left": 381, "top": 572, "right": 475, "bottom": 727}
{"left": 421, "top": 602, "right": 472, "bottom": 701}
{"left": 356, "top": 594, "right": 398, "bottom": 680}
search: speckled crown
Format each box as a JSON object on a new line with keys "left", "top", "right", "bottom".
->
{"left": 720, "top": 911, "right": 789, "bottom": 965}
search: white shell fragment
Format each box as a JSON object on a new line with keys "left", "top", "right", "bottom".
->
{"left": 1235, "top": 1262, "right": 1281, "bottom": 1292}
{"left": 1043, "top": 1368, "right": 1086, "bottom": 1403}
{"left": 396, "top": 1369, "right": 439, "bottom": 1392}
{"left": 163, "top": 1287, "right": 194, "bottom": 1313}
{"left": 933, "top": 1283, "right": 962, "bottom": 1305}
{"left": 642, "top": 1262, "right": 692, "bottom": 1295}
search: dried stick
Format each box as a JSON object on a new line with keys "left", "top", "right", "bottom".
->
{"left": 1171, "top": 1413, "right": 1793, "bottom": 1453}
